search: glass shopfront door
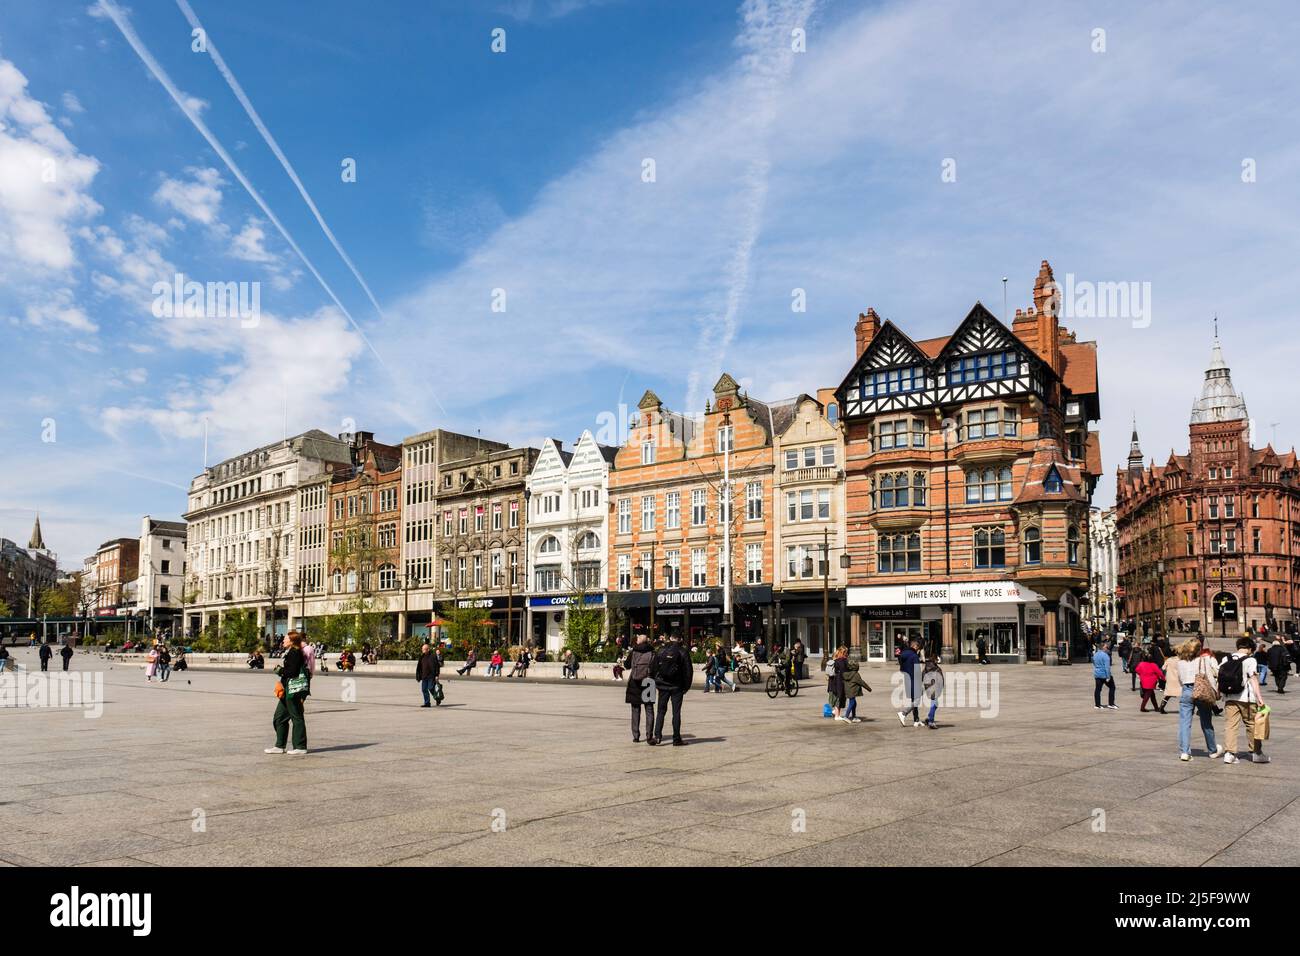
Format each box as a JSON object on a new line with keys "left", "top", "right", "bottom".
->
{"left": 889, "top": 623, "right": 925, "bottom": 659}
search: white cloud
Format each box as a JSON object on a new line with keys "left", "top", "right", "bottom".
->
{"left": 0, "top": 58, "right": 102, "bottom": 273}
{"left": 22, "top": 287, "right": 97, "bottom": 333}
{"left": 153, "top": 166, "right": 224, "bottom": 226}
{"left": 61, "top": 91, "right": 84, "bottom": 114}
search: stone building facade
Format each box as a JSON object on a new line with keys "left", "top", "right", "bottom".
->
{"left": 834, "top": 261, "right": 1103, "bottom": 664}
{"left": 1087, "top": 506, "right": 1119, "bottom": 630}
{"left": 1116, "top": 334, "right": 1299, "bottom": 637}
{"left": 524, "top": 431, "right": 617, "bottom": 652}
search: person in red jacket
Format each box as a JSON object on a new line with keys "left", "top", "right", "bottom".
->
{"left": 1135, "top": 652, "right": 1166, "bottom": 713}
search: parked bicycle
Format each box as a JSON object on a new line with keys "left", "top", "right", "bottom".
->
{"left": 734, "top": 654, "right": 761, "bottom": 685}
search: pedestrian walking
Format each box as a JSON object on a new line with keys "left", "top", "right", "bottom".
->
{"left": 1127, "top": 640, "right": 1143, "bottom": 692}
{"left": 1116, "top": 636, "right": 1131, "bottom": 673}
{"left": 1175, "top": 639, "right": 1223, "bottom": 761}
{"left": 39, "top": 641, "right": 52, "bottom": 672}
{"left": 1093, "top": 640, "right": 1118, "bottom": 710}
{"left": 896, "top": 638, "right": 922, "bottom": 727}
{"left": 1254, "top": 640, "right": 1271, "bottom": 687}
{"left": 921, "top": 656, "right": 944, "bottom": 729}
{"left": 842, "top": 654, "right": 870, "bottom": 722}
{"left": 158, "top": 643, "right": 172, "bottom": 682}
{"left": 265, "top": 631, "right": 309, "bottom": 755}
{"left": 0, "top": 643, "right": 9, "bottom": 674}
{"left": 649, "top": 633, "right": 693, "bottom": 746}
{"left": 791, "top": 640, "right": 807, "bottom": 681}
{"left": 976, "top": 634, "right": 989, "bottom": 665}
{"left": 416, "top": 642, "right": 442, "bottom": 707}
{"left": 145, "top": 641, "right": 160, "bottom": 682}
{"left": 710, "top": 644, "right": 735, "bottom": 693}
{"left": 1267, "top": 637, "right": 1290, "bottom": 694}
{"left": 624, "top": 635, "right": 656, "bottom": 742}
{"left": 828, "top": 645, "right": 848, "bottom": 720}
{"left": 1221, "top": 636, "right": 1270, "bottom": 764}
{"left": 60, "top": 643, "right": 73, "bottom": 671}
{"left": 1136, "top": 651, "right": 1166, "bottom": 712}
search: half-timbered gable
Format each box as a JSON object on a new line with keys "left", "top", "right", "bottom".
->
{"left": 932, "top": 304, "right": 1047, "bottom": 406}
{"left": 836, "top": 320, "right": 937, "bottom": 417}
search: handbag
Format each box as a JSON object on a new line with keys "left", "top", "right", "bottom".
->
{"left": 1192, "top": 659, "right": 1220, "bottom": 705}
{"left": 286, "top": 673, "right": 310, "bottom": 697}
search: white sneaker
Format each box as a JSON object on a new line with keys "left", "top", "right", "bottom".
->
{"left": 897, "top": 712, "right": 907, "bottom": 726}
{"left": 1210, "top": 746, "right": 1225, "bottom": 759}
{"left": 1253, "top": 753, "right": 1271, "bottom": 764}
{"left": 1179, "top": 753, "right": 1191, "bottom": 761}
{"left": 263, "top": 747, "right": 285, "bottom": 754}
{"left": 1094, "top": 705, "right": 1103, "bottom": 710}
{"left": 286, "top": 748, "right": 308, "bottom": 755}
{"left": 1223, "top": 753, "right": 1238, "bottom": 764}
{"left": 1105, "top": 704, "right": 1119, "bottom": 710}
{"left": 849, "top": 717, "right": 862, "bottom": 724}
{"left": 913, "top": 721, "right": 923, "bottom": 729}
{"left": 834, "top": 715, "right": 847, "bottom": 722}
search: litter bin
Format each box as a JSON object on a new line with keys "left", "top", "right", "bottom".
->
{"left": 1056, "top": 640, "right": 1070, "bottom": 663}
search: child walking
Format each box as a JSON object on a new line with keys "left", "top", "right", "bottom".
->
{"left": 1135, "top": 652, "right": 1166, "bottom": 713}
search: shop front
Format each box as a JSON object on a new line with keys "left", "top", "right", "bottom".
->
{"left": 614, "top": 586, "right": 772, "bottom": 647}
{"left": 774, "top": 590, "right": 846, "bottom": 659}
{"left": 526, "top": 593, "right": 605, "bottom": 653}
{"left": 451, "top": 595, "right": 526, "bottom": 647}
{"left": 848, "top": 580, "right": 1047, "bottom": 664}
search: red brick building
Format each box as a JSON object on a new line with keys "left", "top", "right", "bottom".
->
{"left": 1116, "top": 334, "right": 1300, "bottom": 638}
{"left": 834, "top": 261, "right": 1102, "bottom": 664}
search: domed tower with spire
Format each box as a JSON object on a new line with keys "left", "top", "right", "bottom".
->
{"left": 1114, "top": 323, "right": 1300, "bottom": 639}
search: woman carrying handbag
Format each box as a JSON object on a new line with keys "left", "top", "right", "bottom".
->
{"left": 266, "top": 631, "right": 310, "bottom": 755}
{"left": 1178, "top": 639, "right": 1223, "bottom": 761}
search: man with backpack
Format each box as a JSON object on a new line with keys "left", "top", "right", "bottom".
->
{"left": 1220, "top": 636, "right": 1270, "bottom": 764}
{"left": 649, "top": 632, "right": 693, "bottom": 746}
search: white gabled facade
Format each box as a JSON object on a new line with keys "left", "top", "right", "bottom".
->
{"left": 524, "top": 431, "right": 615, "bottom": 652}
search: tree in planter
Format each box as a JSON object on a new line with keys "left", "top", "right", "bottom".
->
{"left": 221, "top": 609, "right": 261, "bottom": 653}
{"left": 438, "top": 602, "right": 492, "bottom": 658}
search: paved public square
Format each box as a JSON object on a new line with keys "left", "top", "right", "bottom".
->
{"left": 1, "top": 647, "right": 1297, "bottom": 867}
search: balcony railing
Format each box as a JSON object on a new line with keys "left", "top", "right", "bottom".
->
{"left": 781, "top": 465, "right": 840, "bottom": 485}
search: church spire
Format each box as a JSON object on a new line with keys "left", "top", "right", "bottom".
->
{"left": 28, "top": 513, "right": 46, "bottom": 550}
{"left": 1126, "top": 417, "right": 1144, "bottom": 475}
{"left": 1191, "top": 322, "right": 1248, "bottom": 425}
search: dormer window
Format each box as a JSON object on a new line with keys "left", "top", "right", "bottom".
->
{"left": 947, "top": 350, "right": 1017, "bottom": 384}
{"left": 864, "top": 365, "right": 924, "bottom": 397}
{"left": 1044, "top": 466, "right": 1064, "bottom": 494}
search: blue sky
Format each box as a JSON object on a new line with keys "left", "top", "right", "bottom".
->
{"left": 2, "top": 0, "right": 1299, "bottom": 566}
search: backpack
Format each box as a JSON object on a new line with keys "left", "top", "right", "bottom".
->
{"left": 1218, "top": 655, "right": 1245, "bottom": 697}
{"left": 655, "top": 647, "right": 682, "bottom": 683}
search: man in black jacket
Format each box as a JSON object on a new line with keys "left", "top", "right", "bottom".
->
{"left": 39, "top": 641, "right": 52, "bottom": 672}
{"left": 416, "top": 643, "right": 440, "bottom": 707}
{"left": 649, "top": 633, "right": 693, "bottom": 746}
{"left": 1267, "top": 637, "right": 1290, "bottom": 694}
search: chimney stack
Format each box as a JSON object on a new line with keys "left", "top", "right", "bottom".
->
{"left": 854, "top": 308, "right": 881, "bottom": 357}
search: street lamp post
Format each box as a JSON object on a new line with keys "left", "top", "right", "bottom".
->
{"left": 634, "top": 541, "right": 657, "bottom": 641}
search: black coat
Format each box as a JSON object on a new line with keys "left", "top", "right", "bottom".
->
{"left": 1267, "top": 643, "right": 1290, "bottom": 675}
{"left": 651, "top": 644, "right": 693, "bottom": 692}
{"left": 624, "top": 643, "right": 655, "bottom": 704}
{"left": 39, "top": 644, "right": 52, "bottom": 660}
{"left": 416, "top": 651, "right": 439, "bottom": 681}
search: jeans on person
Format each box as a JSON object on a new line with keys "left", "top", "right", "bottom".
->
{"left": 1178, "top": 685, "right": 1217, "bottom": 755}
{"left": 420, "top": 676, "right": 434, "bottom": 705}
{"left": 272, "top": 693, "right": 308, "bottom": 750}
{"left": 653, "top": 688, "right": 685, "bottom": 741}
{"left": 1258, "top": 663, "right": 1269, "bottom": 685}
{"left": 1094, "top": 676, "right": 1116, "bottom": 707}
{"left": 845, "top": 697, "right": 857, "bottom": 719}
{"left": 630, "top": 702, "right": 653, "bottom": 740}
{"left": 900, "top": 672, "right": 919, "bottom": 722}
{"left": 926, "top": 696, "right": 938, "bottom": 725}
{"left": 159, "top": 663, "right": 171, "bottom": 682}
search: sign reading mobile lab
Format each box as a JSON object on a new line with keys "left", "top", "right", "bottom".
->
{"left": 848, "top": 581, "right": 1045, "bottom": 607}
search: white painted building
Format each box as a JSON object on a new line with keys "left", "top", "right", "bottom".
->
{"left": 135, "top": 516, "right": 187, "bottom": 635}
{"left": 183, "top": 430, "right": 353, "bottom": 639}
{"left": 1088, "top": 505, "right": 1119, "bottom": 630}
{"left": 524, "top": 431, "right": 617, "bottom": 652}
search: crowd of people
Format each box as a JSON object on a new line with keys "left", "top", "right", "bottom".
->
{"left": 1091, "top": 631, "right": 1287, "bottom": 764}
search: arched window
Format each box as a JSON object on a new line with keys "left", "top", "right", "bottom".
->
{"left": 877, "top": 532, "right": 922, "bottom": 573}
{"left": 974, "top": 528, "right": 1006, "bottom": 569}
{"left": 332, "top": 569, "right": 343, "bottom": 593}
{"left": 576, "top": 531, "right": 600, "bottom": 551}
{"left": 965, "top": 466, "right": 1014, "bottom": 504}
{"left": 538, "top": 535, "right": 561, "bottom": 555}
{"left": 1067, "top": 525, "right": 1080, "bottom": 565}
{"left": 346, "top": 569, "right": 358, "bottom": 592}
{"left": 1023, "top": 527, "right": 1041, "bottom": 565}
{"left": 378, "top": 564, "right": 397, "bottom": 590}
{"left": 879, "top": 471, "right": 910, "bottom": 509}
